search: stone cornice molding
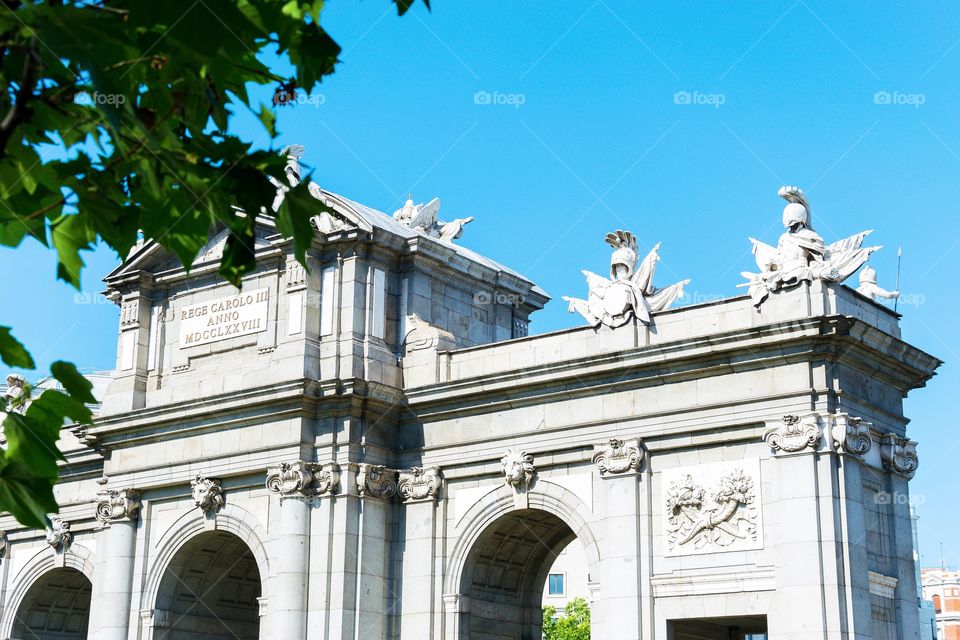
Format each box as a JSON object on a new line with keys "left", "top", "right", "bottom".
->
{"left": 265, "top": 460, "right": 340, "bottom": 497}
{"left": 95, "top": 488, "right": 142, "bottom": 525}
{"left": 879, "top": 433, "right": 918, "bottom": 479}
{"left": 592, "top": 437, "right": 644, "bottom": 476}
{"left": 764, "top": 413, "right": 822, "bottom": 455}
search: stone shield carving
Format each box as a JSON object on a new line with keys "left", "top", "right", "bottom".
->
{"left": 593, "top": 438, "right": 643, "bottom": 475}
{"left": 191, "top": 475, "right": 225, "bottom": 516}
{"left": 398, "top": 467, "right": 441, "bottom": 502}
{"left": 662, "top": 459, "right": 763, "bottom": 557}
{"left": 764, "top": 414, "right": 821, "bottom": 454}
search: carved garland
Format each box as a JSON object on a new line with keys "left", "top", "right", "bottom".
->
{"left": 593, "top": 438, "right": 644, "bottom": 475}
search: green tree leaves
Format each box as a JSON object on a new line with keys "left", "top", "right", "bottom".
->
{"left": 0, "top": 0, "right": 428, "bottom": 528}
{"left": 543, "top": 597, "right": 591, "bottom": 640}
{"left": 0, "top": 362, "right": 95, "bottom": 528}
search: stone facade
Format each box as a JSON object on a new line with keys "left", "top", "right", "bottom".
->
{"left": 0, "top": 189, "right": 942, "bottom": 640}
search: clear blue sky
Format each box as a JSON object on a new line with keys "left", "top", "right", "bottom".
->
{"left": 2, "top": 1, "right": 958, "bottom": 567}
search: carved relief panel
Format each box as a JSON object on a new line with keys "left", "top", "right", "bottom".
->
{"left": 661, "top": 458, "right": 764, "bottom": 557}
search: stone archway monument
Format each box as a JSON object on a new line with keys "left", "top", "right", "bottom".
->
{"left": 0, "top": 162, "right": 939, "bottom": 640}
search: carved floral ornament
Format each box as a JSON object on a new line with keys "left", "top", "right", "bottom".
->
{"left": 46, "top": 517, "right": 72, "bottom": 553}
{"left": 831, "top": 414, "right": 873, "bottom": 457}
{"left": 664, "top": 463, "right": 761, "bottom": 556}
{"left": 764, "top": 414, "right": 822, "bottom": 454}
{"left": 356, "top": 464, "right": 442, "bottom": 502}
{"left": 191, "top": 475, "right": 225, "bottom": 516}
{"left": 592, "top": 437, "right": 644, "bottom": 476}
{"left": 265, "top": 461, "right": 340, "bottom": 497}
{"left": 95, "top": 488, "right": 142, "bottom": 524}
{"left": 879, "top": 433, "right": 919, "bottom": 479}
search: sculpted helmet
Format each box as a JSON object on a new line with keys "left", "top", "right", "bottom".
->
{"left": 859, "top": 266, "right": 877, "bottom": 285}
{"left": 605, "top": 230, "right": 638, "bottom": 279}
{"left": 778, "top": 185, "right": 812, "bottom": 230}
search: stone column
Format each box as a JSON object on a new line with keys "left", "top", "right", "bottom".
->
{"left": 395, "top": 467, "right": 443, "bottom": 640}
{"left": 266, "top": 461, "right": 339, "bottom": 637}
{"left": 89, "top": 489, "right": 141, "bottom": 640}
{"left": 764, "top": 414, "right": 829, "bottom": 640}
{"left": 591, "top": 437, "right": 644, "bottom": 640}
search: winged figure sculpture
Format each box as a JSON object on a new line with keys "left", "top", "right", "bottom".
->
{"left": 740, "top": 186, "right": 881, "bottom": 307}
{"left": 563, "top": 230, "right": 690, "bottom": 328}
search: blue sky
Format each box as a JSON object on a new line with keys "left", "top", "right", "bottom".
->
{"left": 2, "top": 1, "right": 959, "bottom": 567}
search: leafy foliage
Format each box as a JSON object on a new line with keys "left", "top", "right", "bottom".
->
{"left": 543, "top": 597, "right": 591, "bottom": 640}
{"left": 0, "top": 0, "right": 426, "bottom": 527}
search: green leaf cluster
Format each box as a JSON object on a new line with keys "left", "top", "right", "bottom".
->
{"left": 0, "top": 0, "right": 427, "bottom": 528}
{"left": 543, "top": 597, "right": 591, "bottom": 640}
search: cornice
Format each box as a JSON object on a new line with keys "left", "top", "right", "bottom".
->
{"left": 404, "top": 315, "right": 939, "bottom": 417}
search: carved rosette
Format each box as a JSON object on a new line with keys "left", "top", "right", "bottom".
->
{"left": 398, "top": 467, "right": 442, "bottom": 502}
{"left": 45, "top": 517, "right": 72, "bottom": 553}
{"left": 831, "top": 414, "right": 873, "bottom": 457}
{"left": 95, "top": 489, "right": 142, "bottom": 525}
{"left": 191, "top": 475, "right": 225, "bottom": 516}
{"left": 592, "top": 438, "right": 643, "bottom": 475}
{"left": 879, "top": 434, "right": 919, "bottom": 479}
{"left": 357, "top": 464, "right": 399, "bottom": 499}
{"left": 764, "top": 414, "right": 821, "bottom": 454}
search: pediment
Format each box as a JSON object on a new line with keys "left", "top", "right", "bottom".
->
{"left": 104, "top": 218, "right": 279, "bottom": 283}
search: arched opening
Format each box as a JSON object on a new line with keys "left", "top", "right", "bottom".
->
{"left": 155, "top": 530, "right": 261, "bottom": 639}
{"left": 11, "top": 567, "right": 92, "bottom": 640}
{"left": 459, "top": 508, "right": 587, "bottom": 640}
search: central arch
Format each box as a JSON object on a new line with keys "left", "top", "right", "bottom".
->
{"left": 154, "top": 530, "right": 261, "bottom": 639}
{"left": 462, "top": 508, "right": 578, "bottom": 639}
{"left": 444, "top": 483, "right": 601, "bottom": 640}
